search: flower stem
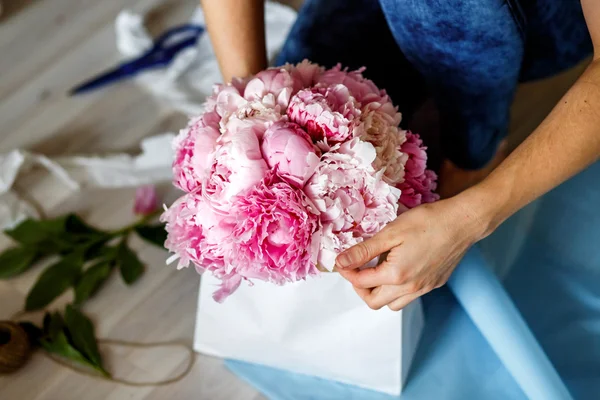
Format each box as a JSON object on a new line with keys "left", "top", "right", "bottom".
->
{"left": 109, "top": 209, "right": 163, "bottom": 237}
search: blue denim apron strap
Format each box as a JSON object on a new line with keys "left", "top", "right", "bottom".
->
{"left": 519, "top": 0, "right": 593, "bottom": 81}
{"left": 506, "top": 0, "right": 528, "bottom": 40}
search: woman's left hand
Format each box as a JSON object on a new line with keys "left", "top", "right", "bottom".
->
{"left": 335, "top": 194, "right": 489, "bottom": 311}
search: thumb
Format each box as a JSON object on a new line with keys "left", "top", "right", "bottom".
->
{"left": 336, "top": 230, "right": 396, "bottom": 270}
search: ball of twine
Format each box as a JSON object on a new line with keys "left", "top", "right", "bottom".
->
{"left": 0, "top": 321, "right": 31, "bottom": 374}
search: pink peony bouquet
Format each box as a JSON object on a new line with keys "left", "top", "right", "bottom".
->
{"left": 161, "top": 61, "right": 439, "bottom": 302}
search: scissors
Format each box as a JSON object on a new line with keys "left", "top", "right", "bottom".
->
{"left": 70, "top": 24, "right": 204, "bottom": 95}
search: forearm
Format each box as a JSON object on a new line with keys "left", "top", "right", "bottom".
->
{"left": 464, "top": 60, "right": 600, "bottom": 237}
{"left": 201, "top": 0, "right": 267, "bottom": 82}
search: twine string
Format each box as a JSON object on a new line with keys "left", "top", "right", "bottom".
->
{"left": 3, "top": 311, "right": 195, "bottom": 386}
{"left": 44, "top": 338, "right": 196, "bottom": 387}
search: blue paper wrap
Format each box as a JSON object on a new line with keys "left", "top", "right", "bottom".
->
{"left": 226, "top": 161, "right": 600, "bottom": 399}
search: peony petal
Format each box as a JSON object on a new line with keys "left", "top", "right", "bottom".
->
{"left": 213, "top": 274, "right": 243, "bottom": 303}
{"left": 318, "top": 246, "right": 337, "bottom": 272}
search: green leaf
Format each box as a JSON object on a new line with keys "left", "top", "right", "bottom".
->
{"left": 5, "top": 217, "right": 69, "bottom": 256}
{"left": 74, "top": 261, "right": 113, "bottom": 304}
{"left": 64, "top": 305, "right": 106, "bottom": 374}
{"left": 44, "top": 311, "right": 65, "bottom": 340}
{"left": 64, "top": 214, "right": 104, "bottom": 237}
{"left": 60, "top": 214, "right": 109, "bottom": 252}
{"left": 5, "top": 215, "right": 109, "bottom": 256}
{"left": 25, "top": 253, "right": 83, "bottom": 311}
{"left": 40, "top": 329, "right": 108, "bottom": 376}
{"left": 40, "top": 330, "right": 88, "bottom": 364}
{"left": 39, "top": 311, "right": 109, "bottom": 377}
{"left": 18, "top": 322, "right": 43, "bottom": 345}
{"left": 134, "top": 224, "right": 167, "bottom": 248}
{"left": 116, "top": 241, "right": 144, "bottom": 285}
{"left": 42, "top": 312, "right": 53, "bottom": 335}
{"left": 0, "top": 247, "right": 38, "bottom": 279}
{"left": 84, "top": 243, "right": 117, "bottom": 262}
{"left": 4, "top": 218, "right": 60, "bottom": 246}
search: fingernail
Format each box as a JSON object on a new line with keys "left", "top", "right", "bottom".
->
{"left": 336, "top": 253, "right": 350, "bottom": 269}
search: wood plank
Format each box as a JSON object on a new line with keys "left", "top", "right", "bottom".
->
{"left": 0, "top": 0, "right": 258, "bottom": 398}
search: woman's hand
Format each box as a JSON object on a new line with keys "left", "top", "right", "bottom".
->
{"left": 339, "top": 0, "right": 600, "bottom": 312}
{"left": 335, "top": 194, "right": 490, "bottom": 311}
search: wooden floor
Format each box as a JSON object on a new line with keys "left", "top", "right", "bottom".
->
{"left": 0, "top": 0, "right": 588, "bottom": 399}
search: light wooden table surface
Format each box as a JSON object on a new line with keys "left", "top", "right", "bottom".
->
{"left": 0, "top": 0, "right": 265, "bottom": 399}
{"left": 0, "top": 0, "right": 588, "bottom": 399}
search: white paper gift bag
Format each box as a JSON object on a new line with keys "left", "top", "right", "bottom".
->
{"left": 194, "top": 271, "right": 424, "bottom": 395}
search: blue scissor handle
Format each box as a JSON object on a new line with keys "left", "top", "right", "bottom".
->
{"left": 70, "top": 24, "right": 204, "bottom": 95}
{"left": 128, "top": 24, "right": 205, "bottom": 69}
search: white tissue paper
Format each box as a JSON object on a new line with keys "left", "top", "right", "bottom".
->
{"left": 0, "top": 134, "right": 175, "bottom": 230}
{"left": 115, "top": 2, "right": 297, "bottom": 116}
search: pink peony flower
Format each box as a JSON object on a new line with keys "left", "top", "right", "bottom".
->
{"left": 215, "top": 84, "right": 248, "bottom": 120}
{"left": 225, "top": 171, "right": 321, "bottom": 286}
{"left": 133, "top": 185, "right": 159, "bottom": 216}
{"left": 172, "top": 109, "right": 221, "bottom": 192}
{"left": 203, "top": 90, "right": 219, "bottom": 111}
{"left": 304, "top": 138, "right": 400, "bottom": 270}
{"left": 287, "top": 85, "right": 361, "bottom": 144}
{"left": 289, "top": 60, "right": 324, "bottom": 90}
{"left": 243, "top": 61, "right": 324, "bottom": 108}
{"left": 230, "top": 76, "right": 250, "bottom": 93}
{"left": 396, "top": 131, "right": 439, "bottom": 208}
{"left": 358, "top": 102, "right": 406, "bottom": 185}
{"left": 261, "top": 121, "right": 320, "bottom": 188}
{"left": 164, "top": 61, "right": 440, "bottom": 302}
{"left": 220, "top": 94, "right": 282, "bottom": 141}
{"left": 161, "top": 194, "right": 241, "bottom": 301}
{"left": 161, "top": 194, "right": 225, "bottom": 272}
{"left": 317, "top": 224, "right": 362, "bottom": 272}
{"left": 317, "top": 64, "right": 388, "bottom": 107}
{"left": 203, "top": 129, "right": 269, "bottom": 208}
{"left": 244, "top": 67, "right": 295, "bottom": 107}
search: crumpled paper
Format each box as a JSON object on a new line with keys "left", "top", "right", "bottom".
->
{"left": 0, "top": 134, "right": 175, "bottom": 230}
{"left": 114, "top": 2, "right": 297, "bottom": 116}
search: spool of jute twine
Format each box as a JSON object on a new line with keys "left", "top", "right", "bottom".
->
{"left": 0, "top": 315, "right": 195, "bottom": 386}
{"left": 0, "top": 321, "right": 31, "bottom": 374}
